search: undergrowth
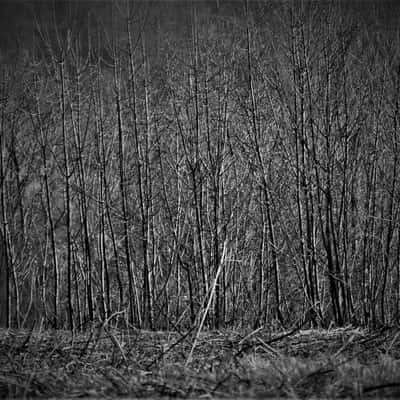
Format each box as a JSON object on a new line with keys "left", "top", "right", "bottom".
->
{"left": 1, "top": 325, "right": 400, "bottom": 398}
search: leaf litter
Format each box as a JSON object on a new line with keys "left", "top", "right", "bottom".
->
{"left": 0, "top": 325, "right": 400, "bottom": 398}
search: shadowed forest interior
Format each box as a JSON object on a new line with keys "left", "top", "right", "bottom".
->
{"left": 0, "top": 0, "right": 400, "bottom": 332}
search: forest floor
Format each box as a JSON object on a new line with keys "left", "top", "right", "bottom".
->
{"left": 0, "top": 324, "right": 400, "bottom": 399}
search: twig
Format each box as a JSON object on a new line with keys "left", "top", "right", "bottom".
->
{"left": 234, "top": 320, "right": 305, "bottom": 358}
{"left": 104, "top": 325, "right": 127, "bottom": 363}
{"left": 185, "top": 242, "right": 227, "bottom": 366}
{"left": 146, "top": 325, "right": 195, "bottom": 369}
{"left": 238, "top": 326, "right": 263, "bottom": 346}
{"left": 363, "top": 382, "right": 400, "bottom": 393}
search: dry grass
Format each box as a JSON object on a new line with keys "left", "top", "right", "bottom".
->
{"left": 1, "top": 325, "right": 400, "bottom": 398}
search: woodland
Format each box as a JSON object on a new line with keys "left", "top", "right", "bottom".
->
{"left": 0, "top": 0, "right": 400, "bottom": 333}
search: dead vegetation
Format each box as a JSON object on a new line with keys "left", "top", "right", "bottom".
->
{"left": 1, "top": 325, "right": 400, "bottom": 398}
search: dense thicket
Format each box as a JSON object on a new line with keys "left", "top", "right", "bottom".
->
{"left": 0, "top": 1, "right": 399, "bottom": 330}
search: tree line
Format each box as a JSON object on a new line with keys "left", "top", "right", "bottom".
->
{"left": 0, "top": 1, "right": 399, "bottom": 331}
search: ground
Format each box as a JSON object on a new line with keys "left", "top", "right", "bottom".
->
{"left": 1, "top": 325, "right": 400, "bottom": 398}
